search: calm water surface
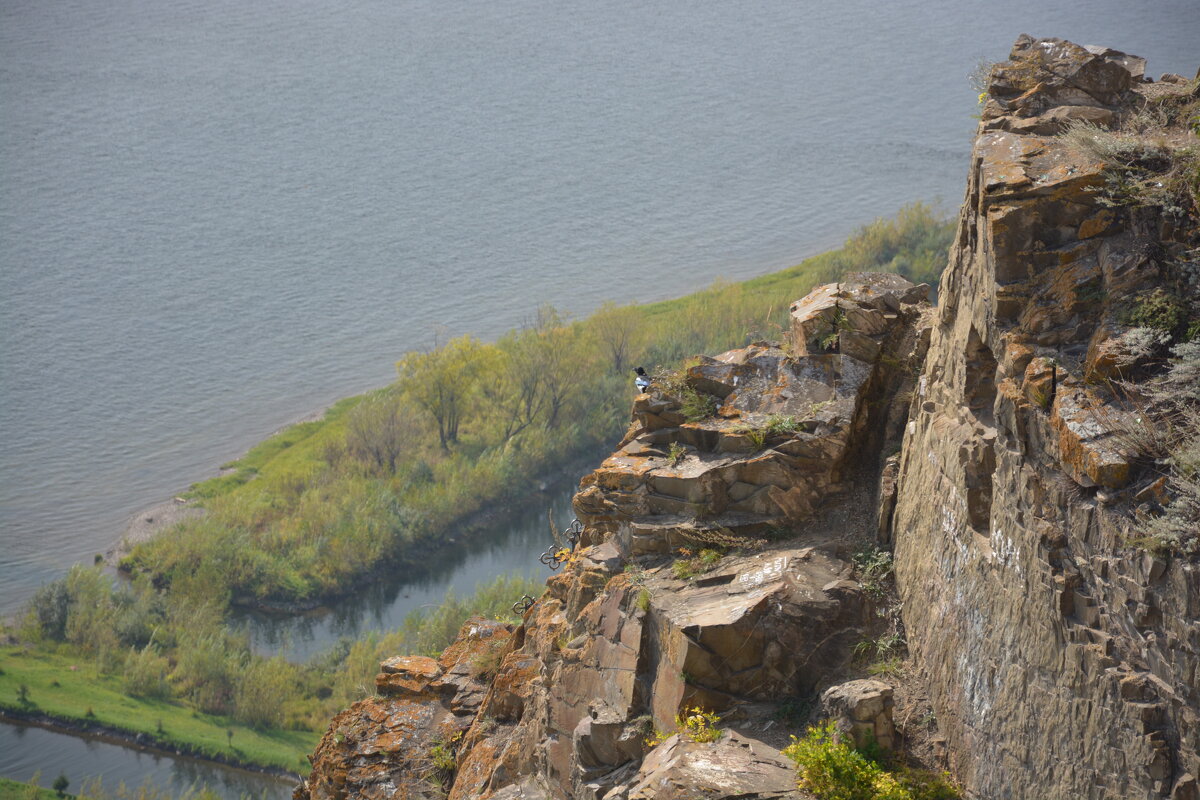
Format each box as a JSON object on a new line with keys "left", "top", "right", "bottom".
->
{"left": 0, "top": 721, "right": 294, "bottom": 800}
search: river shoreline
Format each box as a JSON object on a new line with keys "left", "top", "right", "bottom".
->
{"left": 107, "top": 405, "right": 336, "bottom": 567}
{"left": 228, "top": 448, "right": 603, "bottom": 615}
{"left": 0, "top": 707, "right": 301, "bottom": 784}
{"left": 107, "top": 388, "right": 605, "bottom": 615}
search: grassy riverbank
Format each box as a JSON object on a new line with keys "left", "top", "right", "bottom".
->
{"left": 0, "top": 776, "right": 224, "bottom": 800}
{"left": 5, "top": 571, "right": 542, "bottom": 773}
{"left": 120, "top": 203, "right": 954, "bottom": 609}
{"left": 0, "top": 646, "right": 316, "bottom": 775}
{"left": 0, "top": 778, "right": 61, "bottom": 800}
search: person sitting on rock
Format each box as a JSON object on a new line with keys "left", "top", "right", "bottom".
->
{"left": 633, "top": 366, "right": 651, "bottom": 393}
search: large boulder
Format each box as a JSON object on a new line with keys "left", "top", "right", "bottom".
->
{"left": 819, "top": 679, "right": 896, "bottom": 752}
{"left": 615, "top": 732, "right": 800, "bottom": 800}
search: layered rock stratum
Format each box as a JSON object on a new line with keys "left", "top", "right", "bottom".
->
{"left": 297, "top": 37, "right": 1199, "bottom": 800}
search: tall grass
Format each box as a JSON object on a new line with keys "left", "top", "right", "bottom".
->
{"left": 8, "top": 568, "right": 542, "bottom": 769}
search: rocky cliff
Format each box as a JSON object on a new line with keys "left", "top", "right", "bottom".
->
{"left": 297, "top": 37, "right": 1199, "bottom": 800}
{"left": 892, "top": 36, "right": 1200, "bottom": 800}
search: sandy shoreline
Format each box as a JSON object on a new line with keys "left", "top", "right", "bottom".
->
{"left": 107, "top": 496, "right": 205, "bottom": 564}
{"left": 108, "top": 402, "right": 336, "bottom": 564}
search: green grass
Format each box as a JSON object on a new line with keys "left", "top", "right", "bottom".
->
{"left": 0, "top": 646, "right": 317, "bottom": 775}
{"left": 0, "top": 777, "right": 63, "bottom": 800}
{"left": 185, "top": 396, "right": 364, "bottom": 501}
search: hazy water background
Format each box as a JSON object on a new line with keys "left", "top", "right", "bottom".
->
{"left": 1, "top": 0, "right": 1197, "bottom": 613}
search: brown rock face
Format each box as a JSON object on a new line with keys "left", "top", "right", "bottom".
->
{"left": 443, "top": 542, "right": 865, "bottom": 800}
{"left": 820, "top": 679, "right": 896, "bottom": 752}
{"left": 575, "top": 271, "right": 931, "bottom": 556}
{"left": 893, "top": 37, "right": 1200, "bottom": 800}
{"left": 295, "top": 619, "right": 512, "bottom": 800}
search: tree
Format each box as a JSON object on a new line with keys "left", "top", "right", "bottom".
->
{"left": 234, "top": 656, "right": 295, "bottom": 728}
{"left": 398, "top": 336, "right": 487, "bottom": 450}
{"left": 344, "top": 390, "right": 422, "bottom": 474}
{"left": 526, "top": 305, "right": 578, "bottom": 429}
{"left": 591, "top": 301, "right": 644, "bottom": 374}
{"left": 52, "top": 773, "right": 69, "bottom": 798}
{"left": 484, "top": 333, "right": 544, "bottom": 441}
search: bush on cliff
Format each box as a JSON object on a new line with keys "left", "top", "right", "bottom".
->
{"left": 784, "top": 721, "right": 958, "bottom": 800}
{"left": 1134, "top": 342, "right": 1200, "bottom": 553}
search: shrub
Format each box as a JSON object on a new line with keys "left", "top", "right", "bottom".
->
{"left": 852, "top": 545, "right": 895, "bottom": 599}
{"left": 676, "top": 706, "right": 723, "bottom": 743}
{"left": 784, "top": 721, "right": 887, "bottom": 800}
{"left": 653, "top": 367, "right": 718, "bottom": 422}
{"left": 671, "top": 548, "right": 723, "bottom": 580}
{"left": 24, "top": 580, "right": 70, "bottom": 641}
{"left": 122, "top": 647, "right": 171, "bottom": 699}
{"left": 1060, "top": 119, "right": 1200, "bottom": 217}
{"left": 234, "top": 656, "right": 296, "bottom": 728}
{"left": 636, "top": 588, "right": 651, "bottom": 613}
{"left": 1130, "top": 342, "right": 1200, "bottom": 553}
{"left": 783, "top": 722, "right": 959, "bottom": 800}
{"left": 468, "top": 637, "right": 507, "bottom": 680}
{"left": 765, "top": 414, "right": 802, "bottom": 437}
{"left": 1121, "top": 289, "right": 1189, "bottom": 334}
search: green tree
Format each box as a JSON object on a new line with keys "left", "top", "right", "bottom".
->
{"left": 122, "top": 645, "right": 171, "bottom": 699}
{"left": 344, "top": 389, "right": 422, "bottom": 474}
{"left": 483, "top": 330, "right": 551, "bottom": 441}
{"left": 526, "top": 306, "right": 579, "bottom": 429}
{"left": 52, "top": 774, "right": 68, "bottom": 798}
{"left": 398, "top": 335, "right": 488, "bottom": 450}
{"left": 591, "top": 301, "right": 644, "bottom": 374}
{"left": 234, "top": 655, "right": 296, "bottom": 728}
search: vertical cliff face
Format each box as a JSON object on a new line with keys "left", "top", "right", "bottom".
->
{"left": 297, "top": 36, "right": 1199, "bottom": 800}
{"left": 892, "top": 37, "right": 1200, "bottom": 800}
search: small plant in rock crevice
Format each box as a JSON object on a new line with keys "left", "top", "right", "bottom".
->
{"left": 636, "top": 587, "right": 651, "bottom": 614}
{"left": 667, "top": 442, "right": 687, "bottom": 466}
{"left": 1060, "top": 115, "right": 1200, "bottom": 219}
{"left": 468, "top": 636, "right": 508, "bottom": 680}
{"left": 641, "top": 707, "right": 724, "bottom": 747}
{"left": 852, "top": 545, "right": 895, "bottom": 600}
{"left": 653, "top": 367, "right": 719, "bottom": 422}
{"left": 1128, "top": 342, "right": 1200, "bottom": 554}
{"left": 671, "top": 547, "right": 724, "bottom": 580}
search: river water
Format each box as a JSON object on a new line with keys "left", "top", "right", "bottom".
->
{"left": 0, "top": 721, "right": 293, "bottom": 800}
{"left": 1, "top": 0, "right": 1197, "bottom": 791}
{"left": 233, "top": 485, "right": 577, "bottom": 662}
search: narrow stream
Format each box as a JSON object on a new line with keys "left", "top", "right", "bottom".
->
{"left": 231, "top": 485, "right": 578, "bottom": 662}
{"left": 0, "top": 721, "right": 295, "bottom": 800}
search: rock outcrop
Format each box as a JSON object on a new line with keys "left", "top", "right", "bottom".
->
{"left": 574, "top": 271, "right": 930, "bottom": 555}
{"left": 892, "top": 37, "right": 1200, "bottom": 800}
{"left": 298, "top": 36, "right": 1199, "bottom": 800}
{"left": 301, "top": 619, "right": 512, "bottom": 800}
